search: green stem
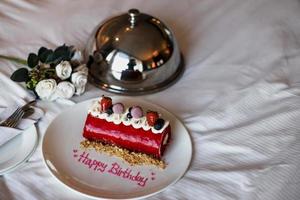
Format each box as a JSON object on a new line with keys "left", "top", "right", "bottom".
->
{"left": 0, "top": 55, "right": 27, "bottom": 66}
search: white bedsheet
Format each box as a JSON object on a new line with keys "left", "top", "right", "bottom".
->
{"left": 1, "top": 0, "right": 300, "bottom": 199}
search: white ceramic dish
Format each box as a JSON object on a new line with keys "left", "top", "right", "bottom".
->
{"left": 42, "top": 97, "right": 192, "bottom": 199}
{"left": 0, "top": 125, "right": 38, "bottom": 175}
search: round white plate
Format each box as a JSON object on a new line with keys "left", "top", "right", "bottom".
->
{"left": 42, "top": 97, "right": 192, "bottom": 199}
{"left": 0, "top": 125, "right": 38, "bottom": 175}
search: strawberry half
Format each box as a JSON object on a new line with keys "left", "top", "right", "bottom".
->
{"left": 146, "top": 111, "right": 159, "bottom": 126}
{"left": 100, "top": 96, "right": 112, "bottom": 112}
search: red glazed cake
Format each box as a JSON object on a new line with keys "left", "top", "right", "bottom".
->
{"left": 82, "top": 96, "right": 171, "bottom": 159}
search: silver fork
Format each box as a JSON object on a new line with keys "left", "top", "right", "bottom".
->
{"left": 0, "top": 107, "right": 25, "bottom": 128}
{"left": 12, "top": 108, "right": 36, "bottom": 128}
{"left": 0, "top": 100, "right": 36, "bottom": 128}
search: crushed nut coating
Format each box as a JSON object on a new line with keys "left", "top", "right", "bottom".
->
{"left": 80, "top": 139, "right": 166, "bottom": 169}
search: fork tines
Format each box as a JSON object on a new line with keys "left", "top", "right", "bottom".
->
{"left": 0, "top": 100, "right": 36, "bottom": 128}
{"left": 0, "top": 107, "right": 25, "bottom": 128}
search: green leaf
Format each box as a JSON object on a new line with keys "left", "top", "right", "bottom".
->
{"left": 38, "top": 47, "right": 48, "bottom": 57}
{"left": 53, "top": 44, "right": 72, "bottom": 61}
{"left": 39, "top": 49, "right": 53, "bottom": 63}
{"left": 27, "top": 53, "right": 39, "bottom": 68}
{"left": 10, "top": 68, "right": 29, "bottom": 82}
{"left": 26, "top": 78, "right": 38, "bottom": 90}
{"left": 0, "top": 55, "right": 27, "bottom": 65}
{"left": 54, "top": 44, "right": 68, "bottom": 52}
{"left": 68, "top": 46, "right": 75, "bottom": 59}
{"left": 45, "top": 52, "right": 54, "bottom": 63}
{"left": 51, "top": 55, "right": 66, "bottom": 64}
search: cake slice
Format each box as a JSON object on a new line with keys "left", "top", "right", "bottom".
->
{"left": 82, "top": 96, "right": 171, "bottom": 159}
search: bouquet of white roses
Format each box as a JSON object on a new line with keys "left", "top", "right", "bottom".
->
{"left": 9, "top": 44, "right": 88, "bottom": 101}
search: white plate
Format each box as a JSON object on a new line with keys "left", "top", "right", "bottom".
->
{"left": 42, "top": 97, "right": 192, "bottom": 199}
{"left": 0, "top": 125, "right": 38, "bottom": 175}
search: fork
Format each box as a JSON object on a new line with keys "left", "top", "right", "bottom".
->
{"left": 0, "top": 100, "right": 36, "bottom": 128}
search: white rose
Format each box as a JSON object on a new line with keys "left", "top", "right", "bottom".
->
{"left": 56, "top": 81, "right": 75, "bottom": 99}
{"left": 35, "top": 79, "right": 57, "bottom": 101}
{"left": 74, "top": 64, "right": 88, "bottom": 76}
{"left": 71, "top": 71, "right": 88, "bottom": 95}
{"left": 56, "top": 61, "right": 72, "bottom": 80}
{"left": 71, "top": 49, "right": 83, "bottom": 63}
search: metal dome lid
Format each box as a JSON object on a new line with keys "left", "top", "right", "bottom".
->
{"left": 86, "top": 9, "right": 184, "bottom": 95}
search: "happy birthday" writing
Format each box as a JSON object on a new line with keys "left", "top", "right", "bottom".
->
{"left": 73, "top": 150, "right": 154, "bottom": 187}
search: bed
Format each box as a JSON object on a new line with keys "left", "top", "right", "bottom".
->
{"left": 1, "top": 0, "right": 300, "bottom": 199}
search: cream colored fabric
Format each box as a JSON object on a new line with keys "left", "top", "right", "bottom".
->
{"left": 1, "top": 0, "right": 300, "bottom": 199}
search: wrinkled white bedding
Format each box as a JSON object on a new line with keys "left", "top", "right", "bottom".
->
{"left": 1, "top": 0, "right": 300, "bottom": 199}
